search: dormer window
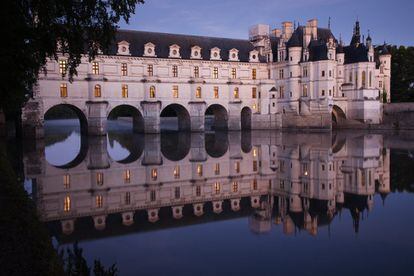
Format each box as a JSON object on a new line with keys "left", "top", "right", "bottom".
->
{"left": 229, "top": 48, "right": 239, "bottom": 61}
{"left": 210, "top": 47, "right": 221, "bottom": 60}
{"left": 144, "top": 42, "right": 156, "bottom": 57}
{"left": 249, "top": 50, "right": 259, "bottom": 62}
{"left": 191, "top": 46, "right": 202, "bottom": 59}
{"left": 169, "top": 44, "right": 181, "bottom": 58}
{"left": 117, "top": 41, "right": 130, "bottom": 55}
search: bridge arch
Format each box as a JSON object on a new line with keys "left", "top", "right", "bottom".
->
{"left": 160, "top": 104, "right": 191, "bottom": 131}
{"left": 241, "top": 106, "right": 252, "bottom": 130}
{"left": 332, "top": 105, "right": 347, "bottom": 128}
{"left": 44, "top": 104, "right": 88, "bottom": 135}
{"left": 108, "top": 104, "right": 144, "bottom": 133}
{"left": 205, "top": 104, "right": 228, "bottom": 131}
{"left": 205, "top": 132, "right": 229, "bottom": 158}
{"left": 107, "top": 132, "right": 144, "bottom": 164}
{"left": 161, "top": 132, "right": 191, "bottom": 161}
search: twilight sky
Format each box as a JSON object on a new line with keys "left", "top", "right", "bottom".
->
{"left": 120, "top": 0, "right": 413, "bottom": 46}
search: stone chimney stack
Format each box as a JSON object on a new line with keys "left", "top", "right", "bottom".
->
{"left": 303, "top": 25, "right": 312, "bottom": 48}
{"left": 307, "top": 19, "right": 318, "bottom": 40}
{"left": 272, "top": 28, "right": 282, "bottom": 38}
{"left": 282, "top": 21, "right": 293, "bottom": 40}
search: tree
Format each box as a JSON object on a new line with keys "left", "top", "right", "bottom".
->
{"left": 0, "top": 0, "right": 144, "bottom": 117}
{"left": 389, "top": 45, "right": 414, "bottom": 102}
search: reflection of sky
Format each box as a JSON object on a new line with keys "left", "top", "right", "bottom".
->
{"left": 106, "top": 136, "right": 130, "bottom": 161}
{"left": 76, "top": 193, "right": 414, "bottom": 276}
{"left": 45, "top": 131, "right": 80, "bottom": 166}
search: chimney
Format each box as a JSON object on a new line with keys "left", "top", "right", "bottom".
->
{"left": 307, "top": 19, "right": 318, "bottom": 40}
{"left": 272, "top": 28, "right": 282, "bottom": 38}
{"left": 282, "top": 21, "right": 293, "bottom": 40}
{"left": 303, "top": 26, "right": 312, "bottom": 48}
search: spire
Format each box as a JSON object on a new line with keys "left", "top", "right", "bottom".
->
{"left": 328, "top": 16, "right": 331, "bottom": 30}
{"left": 351, "top": 19, "right": 361, "bottom": 46}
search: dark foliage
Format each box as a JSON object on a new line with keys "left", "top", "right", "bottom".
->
{"left": 389, "top": 46, "right": 414, "bottom": 102}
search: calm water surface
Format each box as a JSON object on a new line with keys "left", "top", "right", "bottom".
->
{"left": 20, "top": 120, "right": 414, "bottom": 275}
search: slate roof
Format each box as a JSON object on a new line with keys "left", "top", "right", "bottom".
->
{"left": 343, "top": 44, "right": 369, "bottom": 64}
{"left": 108, "top": 29, "right": 265, "bottom": 63}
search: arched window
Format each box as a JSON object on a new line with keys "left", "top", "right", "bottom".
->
{"left": 362, "top": 71, "right": 366, "bottom": 88}
{"left": 196, "top": 87, "right": 202, "bottom": 98}
{"left": 122, "top": 84, "right": 128, "bottom": 98}
{"left": 149, "top": 86, "right": 156, "bottom": 98}
{"left": 64, "top": 196, "right": 71, "bottom": 212}
{"left": 302, "top": 84, "right": 308, "bottom": 97}
{"left": 369, "top": 71, "right": 373, "bottom": 87}
{"left": 233, "top": 87, "right": 239, "bottom": 99}
{"left": 94, "top": 84, "right": 101, "bottom": 97}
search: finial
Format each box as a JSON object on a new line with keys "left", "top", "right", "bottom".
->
{"left": 328, "top": 16, "right": 331, "bottom": 30}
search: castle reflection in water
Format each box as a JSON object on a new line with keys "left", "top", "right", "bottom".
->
{"left": 25, "top": 130, "right": 390, "bottom": 241}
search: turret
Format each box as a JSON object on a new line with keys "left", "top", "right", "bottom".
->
{"left": 366, "top": 31, "right": 374, "bottom": 62}
{"left": 327, "top": 35, "right": 336, "bottom": 60}
{"left": 287, "top": 30, "right": 302, "bottom": 64}
{"left": 379, "top": 44, "right": 391, "bottom": 73}
{"left": 336, "top": 41, "right": 345, "bottom": 65}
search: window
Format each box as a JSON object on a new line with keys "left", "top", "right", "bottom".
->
{"left": 279, "top": 86, "right": 285, "bottom": 98}
{"left": 253, "top": 160, "right": 258, "bottom": 171}
{"left": 92, "top": 61, "right": 99, "bottom": 75}
{"left": 196, "top": 87, "right": 202, "bottom": 98}
{"left": 214, "top": 86, "right": 219, "bottom": 99}
{"left": 268, "top": 69, "right": 271, "bottom": 79}
{"left": 303, "top": 67, "right": 308, "bottom": 77}
{"left": 122, "top": 84, "right": 128, "bottom": 98}
{"left": 379, "top": 81, "right": 383, "bottom": 88}
{"left": 252, "top": 87, "right": 257, "bottom": 98}
{"left": 321, "top": 90, "right": 325, "bottom": 97}
{"left": 197, "top": 164, "right": 203, "bottom": 176}
{"left": 321, "top": 183, "right": 325, "bottom": 190}
{"left": 362, "top": 71, "right": 366, "bottom": 88}
{"left": 59, "top": 60, "right": 68, "bottom": 75}
{"left": 329, "top": 89, "right": 332, "bottom": 96}
{"left": 173, "top": 165, "right": 180, "bottom": 179}
{"left": 279, "top": 69, "right": 284, "bottom": 79}
{"left": 150, "top": 190, "right": 156, "bottom": 202}
{"left": 96, "top": 172, "right": 104, "bottom": 186}
{"left": 252, "top": 69, "right": 257, "bottom": 80}
{"left": 322, "top": 70, "right": 325, "bottom": 77}
{"left": 194, "top": 66, "right": 199, "bottom": 78}
{"left": 231, "top": 68, "right": 237, "bottom": 79}
{"left": 232, "top": 181, "right": 238, "bottom": 193}
{"left": 235, "top": 161, "right": 240, "bottom": 173}
{"left": 369, "top": 71, "right": 373, "bottom": 87}
{"left": 94, "top": 85, "right": 101, "bottom": 97}
{"left": 253, "top": 179, "right": 258, "bottom": 190}
{"left": 64, "top": 196, "right": 71, "bottom": 212}
{"left": 329, "top": 70, "right": 332, "bottom": 77}
{"left": 355, "top": 71, "right": 358, "bottom": 87}
{"left": 60, "top": 83, "right": 68, "bottom": 98}
{"left": 121, "top": 63, "right": 128, "bottom": 76}
{"left": 172, "top": 65, "right": 178, "bottom": 77}
{"left": 213, "top": 67, "right": 219, "bottom": 79}
{"left": 63, "top": 174, "right": 70, "bottom": 189}
{"left": 124, "top": 169, "right": 131, "bottom": 183}
{"left": 302, "top": 84, "right": 308, "bottom": 97}
{"left": 147, "top": 64, "right": 153, "bottom": 76}
{"left": 173, "top": 85, "right": 179, "bottom": 98}
{"left": 174, "top": 187, "right": 181, "bottom": 199}
{"left": 149, "top": 86, "right": 156, "bottom": 98}
{"left": 233, "top": 87, "right": 239, "bottom": 99}
{"left": 196, "top": 186, "right": 201, "bottom": 197}
{"left": 214, "top": 182, "right": 221, "bottom": 194}
{"left": 215, "top": 163, "right": 220, "bottom": 175}
{"left": 151, "top": 168, "right": 157, "bottom": 180}
{"left": 125, "top": 192, "right": 131, "bottom": 205}
{"left": 349, "top": 72, "right": 353, "bottom": 82}
{"left": 96, "top": 195, "right": 103, "bottom": 208}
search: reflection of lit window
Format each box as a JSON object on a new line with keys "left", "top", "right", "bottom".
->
{"left": 96, "top": 195, "right": 103, "bottom": 208}
{"left": 122, "top": 84, "right": 128, "bottom": 98}
{"left": 253, "top": 160, "right": 258, "bottom": 172}
{"left": 92, "top": 61, "right": 99, "bottom": 75}
{"left": 252, "top": 69, "right": 257, "bottom": 80}
{"left": 125, "top": 192, "right": 131, "bottom": 205}
{"left": 252, "top": 87, "right": 257, "bottom": 98}
{"left": 173, "top": 165, "right": 180, "bottom": 179}
{"left": 175, "top": 187, "right": 180, "bottom": 199}
{"left": 150, "top": 190, "right": 156, "bottom": 201}
{"left": 196, "top": 185, "right": 201, "bottom": 196}
{"left": 60, "top": 83, "right": 68, "bottom": 98}
{"left": 214, "top": 182, "right": 221, "bottom": 194}
{"left": 124, "top": 169, "right": 131, "bottom": 183}
{"left": 63, "top": 174, "right": 70, "bottom": 189}
{"left": 321, "top": 183, "right": 325, "bottom": 190}
{"left": 253, "top": 148, "right": 258, "bottom": 157}
{"left": 94, "top": 84, "right": 101, "bottom": 97}
{"left": 151, "top": 168, "right": 157, "bottom": 180}
{"left": 235, "top": 161, "right": 240, "bottom": 173}
{"left": 173, "top": 85, "right": 179, "bottom": 98}
{"left": 233, "top": 87, "right": 239, "bottom": 99}
{"left": 214, "top": 86, "right": 219, "bottom": 98}
{"left": 197, "top": 164, "right": 203, "bottom": 176}
{"left": 64, "top": 196, "right": 71, "bottom": 212}
{"left": 253, "top": 179, "right": 258, "bottom": 190}
{"left": 96, "top": 172, "right": 104, "bottom": 186}
{"left": 121, "top": 63, "right": 128, "bottom": 76}
{"left": 149, "top": 86, "right": 156, "bottom": 98}
{"left": 215, "top": 163, "right": 220, "bottom": 175}
{"left": 232, "top": 181, "right": 238, "bottom": 193}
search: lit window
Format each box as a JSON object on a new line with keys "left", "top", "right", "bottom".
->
{"left": 215, "top": 163, "right": 220, "bottom": 175}
{"left": 252, "top": 69, "right": 257, "bottom": 80}
{"left": 213, "top": 67, "right": 218, "bottom": 79}
{"left": 150, "top": 190, "right": 156, "bottom": 201}
{"left": 92, "top": 61, "right": 99, "bottom": 75}
{"left": 232, "top": 181, "right": 238, "bottom": 193}
{"left": 252, "top": 179, "right": 258, "bottom": 190}
{"left": 194, "top": 66, "right": 199, "bottom": 78}
{"left": 252, "top": 87, "right": 257, "bottom": 98}
{"left": 233, "top": 87, "right": 239, "bottom": 99}
{"left": 94, "top": 84, "right": 101, "bottom": 97}
{"left": 196, "top": 185, "right": 201, "bottom": 197}
{"left": 149, "top": 86, "right": 156, "bottom": 98}
{"left": 63, "top": 174, "right": 70, "bottom": 189}
{"left": 214, "top": 182, "right": 221, "bottom": 194}
{"left": 96, "top": 195, "right": 103, "bottom": 208}
{"left": 124, "top": 169, "right": 131, "bottom": 183}
{"left": 231, "top": 68, "right": 237, "bottom": 79}
{"left": 173, "top": 165, "right": 180, "bottom": 179}
{"left": 235, "top": 161, "right": 240, "bottom": 173}
{"left": 172, "top": 65, "right": 178, "bottom": 77}
{"left": 147, "top": 64, "right": 153, "bottom": 76}
{"left": 175, "top": 187, "right": 181, "bottom": 199}
{"left": 214, "top": 86, "right": 219, "bottom": 99}
{"left": 196, "top": 87, "right": 202, "bottom": 98}
{"left": 59, "top": 60, "right": 68, "bottom": 75}
{"left": 96, "top": 172, "right": 104, "bottom": 186}
{"left": 173, "top": 85, "right": 179, "bottom": 98}
{"left": 125, "top": 192, "right": 131, "bottom": 205}
{"left": 64, "top": 196, "right": 71, "bottom": 212}
{"left": 121, "top": 63, "right": 128, "bottom": 76}
{"left": 60, "top": 83, "right": 68, "bottom": 98}
{"left": 151, "top": 168, "right": 157, "bottom": 180}
{"left": 197, "top": 164, "right": 203, "bottom": 176}
{"left": 122, "top": 84, "right": 128, "bottom": 98}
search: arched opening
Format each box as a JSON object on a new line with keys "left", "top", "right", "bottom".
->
{"left": 241, "top": 107, "right": 252, "bottom": 130}
{"left": 107, "top": 132, "right": 144, "bottom": 164}
{"left": 205, "top": 104, "right": 228, "bottom": 131}
{"left": 44, "top": 104, "right": 88, "bottom": 168}
{"left": 332, "top": 105, "right": 347, "bottom": 128}
{"left": 161, "top": 132, "right": 191, "bottom": 161}
{"left": 205, "top": 132, "right": 229, "bottom": 158}
{"left": 160, "top": 104, "right": 191, "bottom": 132}
{"left": 107, "top": 105, "right": 144, "bottom": 133}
